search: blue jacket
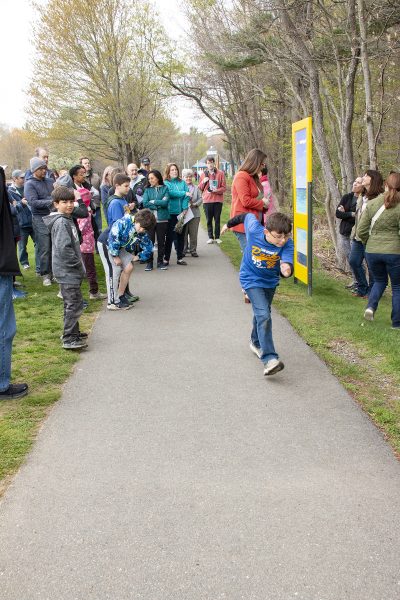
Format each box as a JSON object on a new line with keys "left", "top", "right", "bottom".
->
{"left": 25, "top": 177, "right": 54, "bottom": 216}
{"left": 7, "top": 185, "right": 33, "bottom": 228}
{"left": 107, "top": 195, "right": 127, "bottom": 227}
{"left": 107, "top": 213, "right": 153, "bottom": 261}
{"left": 164, "top": 178, "right": 189, "bottom": 215}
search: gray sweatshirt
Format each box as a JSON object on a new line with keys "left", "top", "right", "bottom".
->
{"left": 43, "top": 213, "right": 85, "bottom": 284}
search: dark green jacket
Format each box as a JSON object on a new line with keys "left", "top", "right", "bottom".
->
{"left": 357, "top": 193, "right": 400, "bottom": 254}
{"left": 142, "top": 185, "right": 170, "bottom": 222}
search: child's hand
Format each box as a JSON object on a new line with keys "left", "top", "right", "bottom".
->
{"left": 132, "top": 255, "right": 140, "bottom": 262}
{"left": 113, "top": 256, "right": 122, "bottom": 266}
{"left": 220, "top": 224, "right": 229, "bottom": 236}
{"left": 280, "top": 262, "right": 291, "bottom": 277}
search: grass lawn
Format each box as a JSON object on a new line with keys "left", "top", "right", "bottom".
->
{"left": 214, "top": 203, "right": 400, "bottom": 455}
{"left": 0, "top": 244, "right": 105, "bottom": 494}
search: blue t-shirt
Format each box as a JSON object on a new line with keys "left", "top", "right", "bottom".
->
{"left": 107, "top": 196, "right": 127, "bottom": 227}
{"left": 239, "top": 214, "right": 294, "bottom": 290}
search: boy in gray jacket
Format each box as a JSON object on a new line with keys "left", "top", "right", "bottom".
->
{"left": 43, "top": 186, "right": 87, "bottom": 350}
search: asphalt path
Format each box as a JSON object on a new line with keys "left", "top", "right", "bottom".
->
{"left": 1, "top": 227, "right": 400, "bottom": 600}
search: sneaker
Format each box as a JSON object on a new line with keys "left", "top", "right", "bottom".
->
{"left": 391, "top": 326, "right": 400, "bottom": 330}
{"left": 263, "top": 358, "right": 284, "bottom": 376}
{"left": 82, "top": 300, "right": 89, "bottom": 310}
{"left": 215, "top": 238, "right": 222, "bottom": 244}
{"left": 57, "top": 291, "right": 63, "bottom": 299}
{"left": 191, "top": 252, "right": 199, "bottom": 257}
{"left": 249, "top": 341, "right": 262, "bottom": 359}
{"left": 89, "top": 291, "right": 108, "bottom": 300}
{"left": 345, "top": 282, "right": 356, "bottom": 289}
{"left": 157, "top": 263, "right": 168, "bottom": 270}
{"left": 0, "top": 383, "right": 29, "bottom": 400}
{"left": 145, "top": 264, "right": 153, "bottom": 271}
{"left": 22, "top": 264, "right": 30, "bottom": 270}
{"left": 35, "top": 272, "right": 41, "bottom": 277}
{"left": 62, "top": 337, "right": 88, "bottom": 350}
{"left": 124, "top": 291, "right": 140, "bottom": 302}
{"left": 206, "top": 239, "right": 214, "bottom": 244}
{"left": 12, "top": 288, "right": 27, "bottom": 300}
{"left": 177, "top": 259, "right": 187, "bottom": 265}
{"left": 78, "top": 332, "right": 89, "bottom": 339}
{"left": 42, "top": 276, "right": 52, "bottom": 286}
{"left": 13, "top": 281, "right": 23, "bottom": 287}
{"left": 163, "top": 260, "right": 169, "bottom": 266}
{"left": 364, "top": 307, "right": 374, "bottom": 321}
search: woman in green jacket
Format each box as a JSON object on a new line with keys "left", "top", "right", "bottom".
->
{"left": 357, "top": 171, "right": 400, "bottom": 328}
{"left": 143, "top": 170, "right": 170, "bottom": 270}
{"left": 164, "top": 163, "right": 190, "bottom": 265}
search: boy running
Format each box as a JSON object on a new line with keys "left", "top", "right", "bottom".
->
{"left": 221, "top": 212, "right": 294, "bottom": 376}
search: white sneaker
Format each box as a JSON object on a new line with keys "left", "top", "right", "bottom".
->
{"left": 215, "top": 238, "right": 222, "bottom": 244}
{"left": 249, "top": 341, "right": 262, "bottom": 359}
{"left": 364, "top": 307, "right": 374, "bottom": 321}
{"left": 42, "top": 276, "right": 52, "bottom": 286}
{"left": 56, "top": 291, "right": 63, "bottom": 299}
{"left": 23, "top": 264, "right": 30, "bottom": 270}
{"left": 206, "top": 239, "right": 214, "bottom": 244}
{"left": 263, "top": 358, "right": 284, "bottom": 376}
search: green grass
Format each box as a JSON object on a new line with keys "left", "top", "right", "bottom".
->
{"left": 214, "top": 203, "right": 400, "bottom": 455}
{"left": 0, "top": 244, "right": 105, "bottom": 492}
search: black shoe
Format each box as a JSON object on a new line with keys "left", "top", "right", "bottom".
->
{"left": 119, "top": 295, "right": 133, "bottom": 309}
{"left": 191, "top": 252, "right": 199, "bottom": 257}
{"left": 63, "top": 337, "right": 88, "bottom": 350}
{"left": 177, "top": 259, "right": 187, "bottom": 265}
{"left": 163, "top": 260, "right": 169, "bottom": 266}
{"left": 0, "top": 383, "right": 29, "bottom": 400}
{"left": 157, "top": 263, "right": 168, "bottom": 270}
{"left": 78, "top": 332, "right": 89, "bottom": 339}
{"left": 145, "top": 264, "right": 153, "bottom": 271}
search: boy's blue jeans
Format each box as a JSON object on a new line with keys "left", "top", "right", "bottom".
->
{"left": 0, "top": 276, "right": 17, "bottom": 392}
{"left": 366, "top": 253, "right": 400, "bottom": 328}
{"left": 246, "top": 286, "right": 278, "bottom": 363}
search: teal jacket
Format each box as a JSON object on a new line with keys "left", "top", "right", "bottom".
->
{"left": 165, "top": 178, "right": 189, "bottom": 215}
{"left": 142, "top": 185, "right": 170, "bottom": 222}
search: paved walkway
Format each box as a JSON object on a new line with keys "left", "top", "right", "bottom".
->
{"left": 1, "top": 227, "right": 400, "bottom": 600}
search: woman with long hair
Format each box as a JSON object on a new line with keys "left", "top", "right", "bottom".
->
{"left": 143, "top": 169, "right": 170, "bottom": 270}
{"left": 357, "top": 171, "right": 400, "bottom": 328}
{"left": 100, "top": 166, "right": 120, "bottom": 213}
{"left": 164, "top": 163, "right": 190, "bottom": 266}
{"left": 230, "top": 149, "right": 270, "bottom": 252}
{"left": 349, "top": 169, "right": 384, "bottom": 297}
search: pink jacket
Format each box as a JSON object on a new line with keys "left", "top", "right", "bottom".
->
{"left": 77, "top": 187, "right": 95, "bottom": 254}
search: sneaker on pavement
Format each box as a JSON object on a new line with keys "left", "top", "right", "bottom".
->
{"left": 249, "top": 341, "right": 262, "bottom": 359}
{"left": 215, "top": 238, "right": 222, "bottom": 244}
{"left": 263, "top": 358, "right": 284, "bottom": 376}
{"left": 206, "top": 239, "right": 214, "bottom": 244}
{"left": 364, "top": 307, "right": 374, "bottom": 321}
{"left": 12, "top": 288, "right": 27, "bottom": 300}
{"left": 62, "top": 337, "right": 88, "bottom": 350}
{"left": 89, "top": 291, "right": 108, "bottom": 300}
{"left": 177, "top": 259, "right": 187, "bottom": 265}
{"left": 191, "top": 252, "right": 199, "bottom": 257}
{"left": 145, "top": 264, "right": 153, "bottom": 271}
{"left": 157, "top": 263, "right": 168, "bottom": 270}
{"left": 119, "top": 295, "right": 133, "bottom": 309}
{"left": 124, "top": 291, "right": 140, "bottom": 302}
{"left": 22, "top": 264, "right": 30, "bottom": 270}
{"left": 0, "top": 383, "right": 29, "bottom": 400}
{"left": 42, "top": 276, "right": 52, "bottom": 286}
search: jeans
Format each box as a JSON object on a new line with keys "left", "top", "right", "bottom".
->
{"left": 0, "top": 276, "right": 17, "bottom": 391}
{"left": 18, "top": 226, "right": 40, "bottom": 271}
{"left": 32, "top": 214, "right": 52, "bottom": 276}
{"left": 246, "top": 286, "right": 278, "bottom": 362}
{"left": 349, "top": 240, "right": 374, "bottom": 296}
{"left": 233, "top": 231, "right": 247, "bottom": 253}
{"left": 366, "top": 253, "right": 400, "bottom": 327}
{"left": 164, "top": 214, "right": 185, "bottom": 261}
{"left": 204, "top": 202, "right": 223, "bottom": 239}
{"left": 60, "top": 284, "right": 84, "bottom": 341}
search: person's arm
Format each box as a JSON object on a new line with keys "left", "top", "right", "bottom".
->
{"left": 52, "top": 220, "right": 83, "bottom": 270}
{"left": 280, "top": 238, "right": 294, "bottom": 277}
{"left": 235, "top": 174, "right": 264, "bottom": 211}
{"left": 71, "top": 196, "right": 89, "bottom": 219}
{"left": 166, "top": 181, "right": 187, "bottom": 200}
{"left": 154, "top": 188, "right": 170, "bottom": 208}
{"left": 356, "top": 204, "right": 372, "bottom": 245}
{"left": 142, "top": 188, "right": 152, "bottom": 209}
{"left": 198, "top": 173, "right": 208, "bottom": 192}
{"left": 191, "top": 187, "right": 203, "bottom": 207}
{"left": 107, "top": 200, "right": 124, "bottom": 225}
{"left": 181, "top": 182, "right": 189, "bottom": 210}
{"left": 336, "top": 193, "right": 355, "bottom": 220}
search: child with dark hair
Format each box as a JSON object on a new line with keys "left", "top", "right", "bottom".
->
{"left": 106, "top": 174, "right": 133, "bottom": 226}
{"left": 98, "top": 207, "right": 155, "bottom": 310}
{"left": 221, "top": 211, "right": 294, "bottom": 376}
{"left": 43, "top": 186, "right": 87, "bottom": 350}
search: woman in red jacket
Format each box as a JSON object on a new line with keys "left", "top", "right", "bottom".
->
{"left": 230, "top": 148, "right": 270, "bottom": 252}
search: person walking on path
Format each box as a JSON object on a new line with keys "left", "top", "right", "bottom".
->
{"left": 0, "top": 166, "right": 28, "bottom": 400}
{"left": 164, "top": 163, "right": 190, "bottom": 266}
{"left": 182, "top": 168, "right": 202, "bottom": 257}
{"left": 357, "top": 171, "right": 400, "bottom": 329}
{"left": 221, "top": 211, "right": 294, "bottom": 376}
{"left": 24, "top": 158, "right": 55, "bottom": 286}
{"left": 142, "top": 169, "right": 170, "bottom": 270}
{"left": 230, "top": 148, "right": 270, "bottom": 253}
{"left": 198, "top": 156, "right": 226, "bottom": 244}
{"left": 349, "top": 169, "right": 384, "bottom": 298}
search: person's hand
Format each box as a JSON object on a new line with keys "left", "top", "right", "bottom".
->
{"left": 220, "top": 224, "right": 229, "bottom": 236}
{"left": 128, "top": 202, "right": 135, "bottom": 210}
{"left": 338, "top": 205, "right": 345, "bottom": 212}
{"left": 186, "top": 192, "right": 192, "bottom": 197}
{"left": 113, "top": 256, "right": 122, "bottom": 266}
{"left": 12, "top": 200, "right": 17, "bottom": 207}
{"left": 132, "top": 255, "right": 140, "bottom": 262}
{"left": 280, "top": 262, "right": 291, "bottom": 277}
{"left": 21, "top": 198, "right": 28, "bottom": 205}
{"left": 203, "top": 177, "right": 209, "bottom": 184}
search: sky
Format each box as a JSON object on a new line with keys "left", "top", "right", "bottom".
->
{"left": 0, "top": 0, "right": 212, "bottom": 134}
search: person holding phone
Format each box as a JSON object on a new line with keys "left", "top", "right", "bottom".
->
{"left": 198, "top": 156, "right": 226, "bottom": 244}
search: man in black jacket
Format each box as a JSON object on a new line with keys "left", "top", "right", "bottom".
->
{"left": 336, "top": 177, "right": 362, "bottom": 287}
{"left": 0, "top": 167, "right": 28, "bottom": 400}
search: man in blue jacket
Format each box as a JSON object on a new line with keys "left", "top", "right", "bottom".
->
{"left": 25, "top": 158, "right": 55, "bottom": 286}
{"left": 8, "top": 170, "right": 40, "bottom": 273}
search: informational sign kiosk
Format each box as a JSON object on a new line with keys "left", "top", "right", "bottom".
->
{"left": 292, "top": 117, "right": 313, "bottom": 295}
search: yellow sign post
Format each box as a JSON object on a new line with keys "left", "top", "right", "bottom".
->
{"left": 292, "top": 117, "right": 313, "bottom": 295}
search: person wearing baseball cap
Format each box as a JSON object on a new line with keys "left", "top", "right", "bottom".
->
{"left": 138, "top": 157, "right": 151, "bottom": 177}
{"left": 24, "top": 157, "right": 55, "bottom": 285}
{"left": 8, "top": 170, "right": 40, "bottom": 274}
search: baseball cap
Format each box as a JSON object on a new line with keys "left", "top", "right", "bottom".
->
{"left": 12, "top": 169, "right": 26, "bottom": 178}
{"left": 140, "top": 157, "right": 150, "bottom": 165}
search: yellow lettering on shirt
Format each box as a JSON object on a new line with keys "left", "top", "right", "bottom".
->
{"left": 251, "top": 245, "right": 279, "bottom": 269}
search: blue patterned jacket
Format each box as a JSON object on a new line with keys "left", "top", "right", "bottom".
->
{"left": 107, "top": 213, "right": 153, "bottom": 260}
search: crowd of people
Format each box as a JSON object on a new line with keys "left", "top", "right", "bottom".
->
{"left": 0, "top": 145, "right": 399, "bottom": 400}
